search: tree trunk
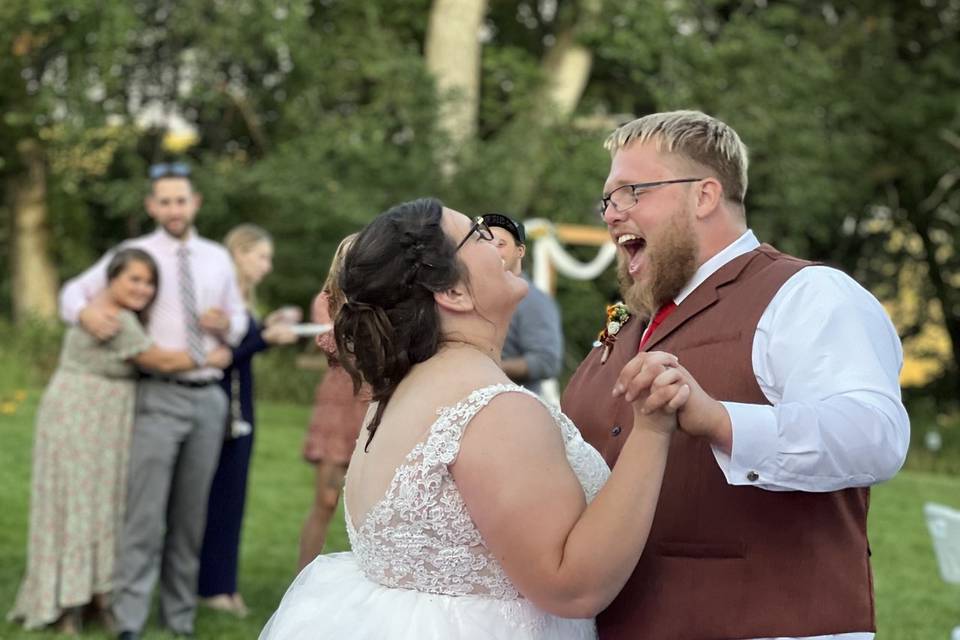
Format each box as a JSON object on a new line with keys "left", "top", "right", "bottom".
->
{"left": 425, "top": 0, "right": 488, "bottom": 175}
{"left": 542, "top": 27, "right": 594, "bottom": 117}
{"left": 504, "top": 0, "right": 600, "bottom": 212}
{"left": 906, "top": 199, "right": 959, "bottom": 397}
{"left": 9, "top": 139, "right": 59, "bottom": 322}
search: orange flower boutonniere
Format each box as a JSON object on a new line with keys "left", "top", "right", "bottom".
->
{"left": 595, "top": 302, "right": 631, "bottom": 364}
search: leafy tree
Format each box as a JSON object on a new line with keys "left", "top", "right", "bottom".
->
{"left": 1, "top": 0, "right": 956, "bottom": 402}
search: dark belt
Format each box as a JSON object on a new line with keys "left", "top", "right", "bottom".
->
{"left": 141, "top": 374, "right": 219, "bottom": 388}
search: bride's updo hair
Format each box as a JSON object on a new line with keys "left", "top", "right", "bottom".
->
{"left": 335, "top": 197, "right": 465, "bottom": 449}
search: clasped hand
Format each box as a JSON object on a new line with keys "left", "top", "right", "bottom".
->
{"left": 612, "top": 351, "right": 732, "bottom": 450}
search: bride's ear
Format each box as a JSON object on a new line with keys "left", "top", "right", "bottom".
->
{"left": 434, "top": 281, "right": 474, "bottom": 313}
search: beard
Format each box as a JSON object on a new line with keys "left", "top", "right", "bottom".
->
{"left": 617, "top": 206, "right": 698, "bottom": 319}
{"left": 160, "top": 218, "right": 191, "bottom": 239}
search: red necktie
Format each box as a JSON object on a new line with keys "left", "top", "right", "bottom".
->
{"left": 639, "top": 301, "right": 677, "bottom": 350}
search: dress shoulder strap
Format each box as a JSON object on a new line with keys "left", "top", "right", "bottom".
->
{"left": 425, "top": 383, "right": 536, "bottom": 466}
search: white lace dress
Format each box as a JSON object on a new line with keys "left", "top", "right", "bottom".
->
{"left": 260, "top": 384, "right": 611, "bottom": 640}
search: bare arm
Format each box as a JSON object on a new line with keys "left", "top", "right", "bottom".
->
{"left": 453, "top": 352, "right": 686, "bottom": 618}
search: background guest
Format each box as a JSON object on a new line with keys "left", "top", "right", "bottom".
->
{"left": 60, "top": 163, "right": 249, "bottom": 639}
{"left": 482, "top": 213, "right": 563, "bottom": 400}
{"left": 298, "top": 233, "right": 369, "bottom": 570}
{"left": 9, "top": 248, "right": 230, "bottom": 634}
{"left": 198, "top": 224, "right": 298, "bottom": 617}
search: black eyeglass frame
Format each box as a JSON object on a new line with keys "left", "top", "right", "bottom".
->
{"left": 598, "top": 177, "right": 705, "bottom": 217}
{"left": 148, "top": 162, "right": 192, "bottom": 180}
{"left": 455, "top": 216, "right": 495, "bottom": 251}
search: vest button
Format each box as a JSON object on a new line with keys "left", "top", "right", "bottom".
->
{"left": 611, "top": 425, "right": 622, "bottom": 436}
{"left": 746, "top": 470, "right": 760, "bottom": 482}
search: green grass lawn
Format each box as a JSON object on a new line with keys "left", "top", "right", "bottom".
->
{"left": 1, "top": 391, "right": 959, "bottom": 639}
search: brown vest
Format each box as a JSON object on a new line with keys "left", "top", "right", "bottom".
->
{"left": 561, "top": 246, "right": 874, "bottom": 640}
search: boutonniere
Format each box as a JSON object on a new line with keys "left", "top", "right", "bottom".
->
{"left": 594, "top": 302, "right": 631, "bottom": 364}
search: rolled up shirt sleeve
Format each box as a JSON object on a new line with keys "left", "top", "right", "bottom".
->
{"left": 712, "top": 266, "right": 910, "bottom": 492}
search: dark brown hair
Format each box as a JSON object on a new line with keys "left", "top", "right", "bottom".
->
{"left": 106, "top": 247, "right": 160, "bottom": 324}
{"left": 334, "top": 198, "right": 464, "bottom": 450}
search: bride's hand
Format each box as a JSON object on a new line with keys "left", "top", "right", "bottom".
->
{"left": 612, "top": 351, "right": 678, "bottom": 403}
{"left": 613, "top": 351, "right": 689, "bottom": 435}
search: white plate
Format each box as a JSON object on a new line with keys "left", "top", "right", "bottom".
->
{"left": 289, "top": 323, "right": 333, "bottom": 337}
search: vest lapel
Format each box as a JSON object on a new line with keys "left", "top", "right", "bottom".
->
{"left": 642, "top": 248, "right": 763, "bottom": 352}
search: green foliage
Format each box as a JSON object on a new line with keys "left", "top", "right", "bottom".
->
{"left": 0, "top": 0, "right": 958, "bottom": 398}
{"left": 582, "top": 0, "right": 960, "bottom": 395}
{"left": 902, "top": 400, "right": 960, "bottom": 474}
{"left": 0, "top": 317, "right": 62, "bottom": 391}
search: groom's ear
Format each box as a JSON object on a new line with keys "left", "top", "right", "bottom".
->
{"left": 434, "top": 282, "right": 474, "bottom": 313}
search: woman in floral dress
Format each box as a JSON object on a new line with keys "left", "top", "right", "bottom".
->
{"left": 8, "top": 248, "right": 230, "bottom": 634}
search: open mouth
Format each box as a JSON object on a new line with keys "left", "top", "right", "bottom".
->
{"left": 618, "top": 234, "right": 647, "bottom": 274}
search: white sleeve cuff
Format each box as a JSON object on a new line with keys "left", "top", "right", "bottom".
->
{"left": 712, "top": 401, "right": 783, "bottom": 488}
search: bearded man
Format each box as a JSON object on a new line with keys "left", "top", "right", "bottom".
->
{"left": 561, "top": 110, "right": 910, "bottom": 640}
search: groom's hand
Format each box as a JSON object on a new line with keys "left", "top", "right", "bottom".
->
{"left": 654, "top": 363, "right": 733, "bottom": 454}
{"left": 614, "top": 351, "right": 686, "bottom": 436}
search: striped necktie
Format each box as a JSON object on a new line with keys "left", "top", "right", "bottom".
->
{"left": 177, "top": 245, "right": 206, "bottom": 365}
{"left": 639, "top": 301, "right": 678, "bottom": 351}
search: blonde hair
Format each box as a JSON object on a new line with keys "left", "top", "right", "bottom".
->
{"left": 224, "top": 223, "right": 273, "bottom": 309}
{"left": 323, "top": 233, "right": 358, "bottom": 317}
{"left": 605, "top": 110, "right": 749, "bottom": 205}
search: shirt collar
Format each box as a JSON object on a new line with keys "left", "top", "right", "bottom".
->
{"left": 149, "top": 226, "right": 198, "bottom": 253}
{"left": 674, "top": 230, "right": 760, "bottom": 305}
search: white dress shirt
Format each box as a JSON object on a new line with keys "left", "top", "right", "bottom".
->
{"left": 672, "top": 230, "right": 910, "bottom": 640}
{"left": 60, "top": 228, "right": 248, "bottom": 381}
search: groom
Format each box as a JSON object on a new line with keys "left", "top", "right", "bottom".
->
{"left": 561, "top": 111, "right": 910, "bottom": 639}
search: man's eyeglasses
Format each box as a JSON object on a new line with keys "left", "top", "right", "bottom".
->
{"left": 598, "top": 178, "right": 704, "bottom": 217}
{"left": 149, "top": 162, "right": 192, "bottom": 180}
{"left": 456, "top": 216, "right": 495, "bottom": 251}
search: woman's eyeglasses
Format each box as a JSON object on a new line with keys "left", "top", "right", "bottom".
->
{"left": 455, "top": 216, "right": 495, "bottom": 251}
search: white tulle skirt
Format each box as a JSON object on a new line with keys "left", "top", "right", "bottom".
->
{"left": 260, "top": 552, "right": 597, "bottom": 640}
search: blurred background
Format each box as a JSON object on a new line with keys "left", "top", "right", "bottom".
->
{"left": 2, "top": 0, "right": 959, "bottom": 418}
{"left": 1, "top": 0, "right": 959, "bottom": 636}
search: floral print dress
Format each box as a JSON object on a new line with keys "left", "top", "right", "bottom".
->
{"left": 8, "top": 310, "right": 152, "bottom": 629}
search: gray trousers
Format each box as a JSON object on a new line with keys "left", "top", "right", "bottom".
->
{"left": 113, "top": 379, "right": 227, "bottom": 634}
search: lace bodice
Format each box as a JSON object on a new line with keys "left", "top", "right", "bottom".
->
{"left": 345, "top": 383, "right": 611, "bottom": 600}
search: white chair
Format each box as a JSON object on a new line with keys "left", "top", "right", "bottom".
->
{"left": 924, "top": 502, "right": 960, "bottom": 639}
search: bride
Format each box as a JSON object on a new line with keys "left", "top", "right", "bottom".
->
{"left": 260, "top": 198, "right": 689, "bottom": 639}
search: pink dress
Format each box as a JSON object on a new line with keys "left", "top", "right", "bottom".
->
{"left": 302, "top": 292, "right": 370, "bottom": 465}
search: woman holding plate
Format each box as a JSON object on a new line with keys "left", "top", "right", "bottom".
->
{"left": 198, "top": 224, "right": 299, "bottom": 617}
